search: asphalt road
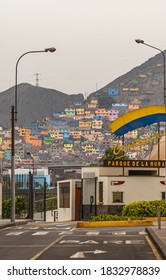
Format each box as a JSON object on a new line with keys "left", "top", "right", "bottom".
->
{"left": 0, "top": 223, "right": 161, "bottom": 260}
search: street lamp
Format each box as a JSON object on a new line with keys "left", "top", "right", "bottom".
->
{"left": 135, "top": 39, "right": 166, "bottom": 204}
{"left": 11, "top": 47, "right": 56, "bottom": 222}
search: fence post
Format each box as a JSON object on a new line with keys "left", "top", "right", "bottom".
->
{"left": 28, "top": 171, "right": 33, "bottom": 220}
{"left": 157, "top": 206, "right": 161, "bottom": 230}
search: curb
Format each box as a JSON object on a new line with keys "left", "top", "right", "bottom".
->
{"left": 146, "top": 228, "right": 166, "bottom": 260}
{"left": 77, "top": 220, "right": 153, "bottom": 228}
{"left": 0, "top": 220, "right": 31, "bottom": 230}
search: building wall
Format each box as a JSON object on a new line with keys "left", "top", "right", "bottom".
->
{"left": 81, "top": 166, "right": 165, "bottom": 218}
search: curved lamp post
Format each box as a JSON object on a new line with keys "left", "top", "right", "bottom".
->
{"left": 11, "top": 47, "right": 56, "bottom": 222}
{"left": 135, "top": 39, "right": 166, "bottom": 204}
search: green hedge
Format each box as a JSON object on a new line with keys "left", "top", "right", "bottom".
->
{"left": 122, "top": 199, "right": 166, "bottom": 217}
{"left": 91, "top": 214, "right": 144, "bottom": 221}
{"left": 91, "top": 199, "right": 166, "bottom": 221}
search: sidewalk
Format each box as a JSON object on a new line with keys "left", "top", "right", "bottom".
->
{"left": 146, "top": 225, "right": 166, "bottom": 260}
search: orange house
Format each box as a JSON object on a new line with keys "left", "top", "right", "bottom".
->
{"left": 25, "top": 135, "right": 42, "bottom": 147}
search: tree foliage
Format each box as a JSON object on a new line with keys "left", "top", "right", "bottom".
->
{"left": 2, "top": 196, "right": 28, "bottom": 218}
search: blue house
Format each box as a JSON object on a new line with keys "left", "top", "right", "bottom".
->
{"left": 108, "top": 89, "right": 120, "bottom": 96}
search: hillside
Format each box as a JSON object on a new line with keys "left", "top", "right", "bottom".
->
{"left": 0, "top": 83, "right": 84, "bottom": 126}
{"left": 0, "top": 50, "right": 165, "bottom": 127}
{"left": 89, "top": 50, "right": 166, "bottom": 108}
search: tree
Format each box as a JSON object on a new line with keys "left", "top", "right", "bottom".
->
{"left": 100, "top": 147, "right": 129, "bottom": 166}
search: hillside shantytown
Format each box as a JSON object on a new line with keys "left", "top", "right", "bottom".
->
{"left": 0, "top": 49, "right": 165, "bottom": 222}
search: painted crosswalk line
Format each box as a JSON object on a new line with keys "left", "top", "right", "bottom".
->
{"left": 125, "top": 240, "right": 145, "bottom": 244}
{"left": 32, "top": 231, "right": 49, "bottom": 236}
{"left": 113, "top": 231, "right": 126, "bottom": 235}
{"left": 60, "top": 240, "right": 80, "bottom": 244}
{"left": 103, "top": 240, "right": 123, "bottom": 244}
{"left": 59, "top": 231, "right": 73, "bottom": 235}
{"left": 86, "top": 231, "right": 99, "bottom": 235}
{"left": 6, "top": 232, "right": 24, "bottom": 236}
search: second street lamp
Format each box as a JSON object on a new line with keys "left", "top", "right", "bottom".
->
{"left": 11, "top": 47, "right": 56, "bottom": 222}
{"left": 135, "top": 39, "right": 166, "bottom": 204}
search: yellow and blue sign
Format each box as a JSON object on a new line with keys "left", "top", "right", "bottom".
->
{"left": 109, "top": 105, "right": 166, "bottom": 137}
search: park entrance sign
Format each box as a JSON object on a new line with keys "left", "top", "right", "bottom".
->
{"left": 103, "top": 160, "right": 165, "bottom": 168}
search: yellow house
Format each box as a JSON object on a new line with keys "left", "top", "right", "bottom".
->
{"left": 19, "top": 128, "right": 31, "bottom": 137}
{"left": 128, "top": 104, "right": 139, "bottom": 110}
{"left": 79, "top": 121, "right": 92, "bottom": 128}
{"left": 82, "top": 144, "right": 94, "bottom": 152}
{"left": 129, "top": 88, "right": 139, "bottom": 92}
{"left": 90, "top": 99, "right": 98, "bottom": 105}
{"left": 64, "top": 143, "right": 73, "bottom": 151}
{"left": 132, "top": 130, "right": 138, "bottom": 138}
{"left": 76, "top": 108, "right": 85, "bottom": 115}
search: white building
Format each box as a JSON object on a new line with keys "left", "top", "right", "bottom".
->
{"left": 81, "top": 161, "right": 165, "bottom": 219}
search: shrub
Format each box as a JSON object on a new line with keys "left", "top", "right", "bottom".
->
{"left": 122, "top": 199, "right": 166, "bottom": 217}
{"left": 90, "top": 199, "right": 166, "bottom": 221}
{"left": 91, "top": 214, "right": 144, "bottom": 221}
{"left": 2, "top": 196, "right": 28, "bottom": 218}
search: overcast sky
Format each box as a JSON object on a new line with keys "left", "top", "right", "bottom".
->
{"left": 1, "top": 0, "right": 166, "bottom": 95}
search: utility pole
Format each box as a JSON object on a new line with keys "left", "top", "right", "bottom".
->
{"left": 34, "top": 73, "right": 41, "bottom": 87}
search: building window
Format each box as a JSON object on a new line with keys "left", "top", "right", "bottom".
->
{"left": 99, "top": 182, "right": 103, "bottom": 202}
{"left": 161, "top": 192, "right": 165, "bottom": 200}
{"left": 112, "top": 192, "right": 123, "bottom": 203}
{"left": 59, "top": 182, "right": 70, "bottom": 208}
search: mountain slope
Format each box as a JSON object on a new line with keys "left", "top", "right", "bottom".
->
{"left": 0, "top": 83, "right": 84, "bottom": 126}
{"left": 89, "top": 51, "right": 166, "bottom": 108}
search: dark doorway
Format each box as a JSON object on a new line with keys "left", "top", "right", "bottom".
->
{"left": 75, "top": 185, "right": 82, "bottom": 221}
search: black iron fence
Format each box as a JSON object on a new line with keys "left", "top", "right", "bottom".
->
{"left": 2, "top": 172, "right": 57, "bottom": 220}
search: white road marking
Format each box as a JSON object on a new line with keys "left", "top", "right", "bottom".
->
{"left": 103, "top": 240, "right": 123, "bottom": 244}
{"left": 113, "top": 232, "right": 126, "bottom": 235}
{"left": 59, "top": 231, "right": 72, "bottom": 235}
{"left": 56, "top": 224, "right": 70, "bottom": 227}
{"left": 44, "top": 227, "right": 57, "bottom": 230}
{"left": 125, "top": 240, "right": 145, "bottom": 244}
{"left": 60, "top": 240, "right": 80, "bottom": 244}
{"left": 79, "top": 240, "right": 99, "bottom": 244}
{"left": 86, "top": 231, "right": 99, "bottom": 235}
{"left": 139, "top": 231, "right": 147, "bottom": 235}
{"left": 6, "top": 232, "right": 24, "bottom": 236}
{"left": 32, "top": 231, "right": 49, "bottom": 236}
{"left": 70, "top": 249, "right": 107, "bottom": 259}
{"left": 70, "top": 251, "right": 85, "bottom": 258}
